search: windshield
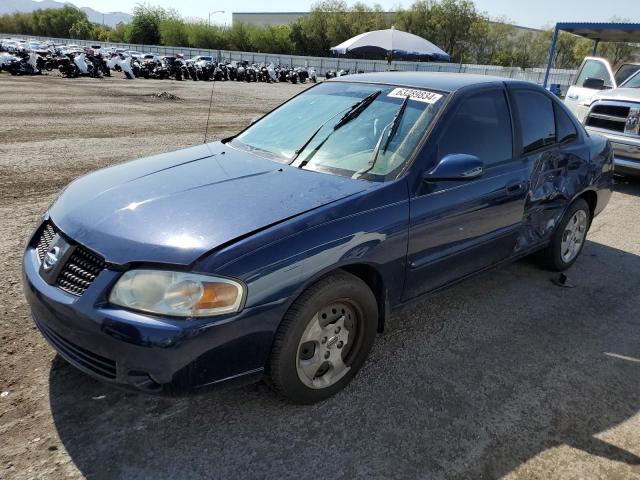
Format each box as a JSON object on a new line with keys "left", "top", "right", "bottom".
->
{"left": 230, "top": 82, "right": 447, "bottom": 181}
{"left": 622, "top": 70, "right": 640, "bottom": 88}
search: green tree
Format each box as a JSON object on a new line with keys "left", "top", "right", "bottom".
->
{"left": 227, "top": 22, "right": 254, "bottom": 52}
{"left": 394, "top": 0, "right": 483, "bottom": 62}
{"left": 69, "top": 20, "right": 92, "bottom": 39}
{"left": 599, "top": 42, "right": 635, "bottom": 67}
{"left": 250, "top": 25, "right": 294, "bottom": 54}
{"left": 511, "top": 30, "right": 549, "bottom": 69}
{"left": 160, "top": 11, "right": 189, "bottom": 47}
{"left": 127, "top": 4, "right": 165, "bottom": 45}
{"left": 187, "top": 23, "right": 227, "bottom": 50}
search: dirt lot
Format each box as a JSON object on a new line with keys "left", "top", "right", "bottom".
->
{"left": 0, "top": 75, "right": 639, "bottom": 480}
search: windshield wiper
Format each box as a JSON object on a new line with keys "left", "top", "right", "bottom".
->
{"left": 333, "top": 90, "right": 382, "bottom": 130}
{"left": 353, "top": 95, "right": 410, "bottom": 179}
{"left": 290, "top": 90, "right": 382, "bottom": 164}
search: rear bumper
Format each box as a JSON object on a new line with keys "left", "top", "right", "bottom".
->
{"left": 586, "top": 127, "right": 640, "bottom": 176}
{"left": 23, "top": 243, "right": 285, "bottom": 393}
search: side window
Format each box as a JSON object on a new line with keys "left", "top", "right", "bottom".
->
{"left": 615, "top": 64, "right": 640, "bottom": 86}
{"left": 512, "top": 90, "right": 556, "bottom": 154}
{"left": 554, "top": 103, "right": 578, "bottom": 144}
{"left": 437, "top": 89, "right": 513, "bottom": 166}
{"left": 574, "top": 60, "right": 613, "bottom": 88}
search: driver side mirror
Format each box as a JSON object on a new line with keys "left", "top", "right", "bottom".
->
{"left": 582, "top": 77, "right": 605, "bottom": 90}
{"left": 423, "top": 154, "right": 484, "bottom": 181}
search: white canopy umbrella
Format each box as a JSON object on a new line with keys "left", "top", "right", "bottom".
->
{"left": 330, "top": 27, "right": 450, "bottom": 62}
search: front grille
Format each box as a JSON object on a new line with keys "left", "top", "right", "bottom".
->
{"left": 35, "top": 316, "right": 117, "bottom": 379}
{"left": 56, "top": 247, "right": 105, "bottom": 296}
{"left": 585, "top": 103, "right": 631, "bottom": 133}
{"left": 36, "top": 222, "right": 56, "bottom": 261}
{"left": 35, "top": 221, "right": 105, "bottom": 297}
{"left": 591, "top": 104, "right": 630, "bottom": 118}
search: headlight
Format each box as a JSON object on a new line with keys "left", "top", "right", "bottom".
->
{"left": 109, "top": 270, "right": 245, "bottom": 318}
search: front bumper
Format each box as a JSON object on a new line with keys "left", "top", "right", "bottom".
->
{"left": 586, "top": 127, "right": 640, "bottom": 176}
{"left": 23, "top": 240, "right": 285, "bottom": 393}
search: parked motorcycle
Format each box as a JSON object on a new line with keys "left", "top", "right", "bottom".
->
{"left": 57, "top": 53, "right": 79, "bottom": 77}
{"left": 225, "top": 62, "right": 236, "bottom": 80}
{"left": 193, "top": 59, "right": 214, "bottom": 80}
{"left": 4, "top": 52, "right": 37, "bottom": 75}
{"left": 307, "top": 67, "right": 317, "bottom": 83}
{"left": 86, "top": 49, "right": 110, "bottom": 77}
{"left": 34, "top": 50, "right": 55, "bottom": 71}
{"left": 244, "top": 64, "right": 257, "bottom": 82}
{"left": 107, "top": 53, "right": 135, "bottom": 79}
{"left": 73, "top": 52, "right": 92, "bottom": 76}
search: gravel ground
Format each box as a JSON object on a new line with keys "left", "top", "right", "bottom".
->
{"left": 0, "top": 75, "right": 639, "bottom": 480}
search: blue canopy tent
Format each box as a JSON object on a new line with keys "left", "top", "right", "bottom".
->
{"left": 543, "top": 22, "right": 640, "bottom": 87}
{"left": 330, "top": 27, "right": 451, "bottom": 62}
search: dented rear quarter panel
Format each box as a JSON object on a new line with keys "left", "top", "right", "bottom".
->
{"left": 519, "top": 132, "right": 613, "bottom": 250}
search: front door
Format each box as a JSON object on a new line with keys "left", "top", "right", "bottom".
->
{"left": 565, "top": 57, "right": 616, "bottom": 121}
{"left": 404, "top": 87, "right": 528, "bottom": 300}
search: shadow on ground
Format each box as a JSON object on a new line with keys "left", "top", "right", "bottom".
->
{"left": 48, "top": 241, "right": 640, "bottom": 479}
{"left": 614, "top": 175, "right": 640, "bottom": 196}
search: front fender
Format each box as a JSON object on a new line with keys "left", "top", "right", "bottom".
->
{"left": 193, "top": 180, "right": 410, "bottom": 315}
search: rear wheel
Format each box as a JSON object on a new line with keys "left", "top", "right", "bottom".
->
{"left": 268, "top": 271, "right": 378, "bottom": 404}
{"left": 537, "top": 198, "right": 591, "bottom": 271}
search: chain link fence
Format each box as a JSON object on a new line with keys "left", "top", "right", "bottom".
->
{"left": 2, "top": 32, "right": 577, "bottom": 88}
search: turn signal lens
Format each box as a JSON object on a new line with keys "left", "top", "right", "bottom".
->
{"left": 109, "top": 270, "right": 244, "bottom": 318}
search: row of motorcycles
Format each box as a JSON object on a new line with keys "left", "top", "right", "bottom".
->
{"left": 0, "top": 47, "right": 112, "bottom": 78}
{"left": 0, "top": 45, "right": 321, "bottom": 84}
{"left": 135, "top": 55, "right": 318, "bottom": 84}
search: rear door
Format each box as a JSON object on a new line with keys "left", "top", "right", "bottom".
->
{"left": 509, "top": 86, "right": 588, "bottom": 247}
{"left": 565, "top": 57, "right": 616, "bottom": 120}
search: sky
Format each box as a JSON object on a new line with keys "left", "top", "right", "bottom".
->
{"left": 47, "top": 0, "right": 640, "bottom": 29}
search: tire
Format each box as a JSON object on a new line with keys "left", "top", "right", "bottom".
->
{"left": 267, "top": 270, "right": 378, "bottom": 404}
{"left": 536, "top": 198, "right": 591, "bottom": 271}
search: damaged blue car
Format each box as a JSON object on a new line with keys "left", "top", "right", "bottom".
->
{"left": 23, "top": 73, "right": 613, "bottom": 404}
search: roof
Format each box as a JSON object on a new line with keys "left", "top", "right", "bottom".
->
{"left": 556, "top": 22, "right": 640, "bottom": 43}
{"left": 329, "top": 72, "right": 515, "bottom": 93}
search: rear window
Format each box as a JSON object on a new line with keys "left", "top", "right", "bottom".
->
{"left": 554, "top": 104, "right": 578, "bottom": 144}
{"left": 512, "top": 90, "right": 556, "bottom": 154}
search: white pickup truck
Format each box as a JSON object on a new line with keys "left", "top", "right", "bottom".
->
{"left": 564, "top": 57, "right": 640, "bottom": 176}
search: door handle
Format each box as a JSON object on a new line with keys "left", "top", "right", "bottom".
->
{"left": 506, "top": 182, "right": 524, "bottom": 194}
{"left": 567, "top": 94, "right": 579, "bottom": 100}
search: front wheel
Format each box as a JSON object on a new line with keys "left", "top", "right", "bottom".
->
{"left": 268, "top": 271, "right": 378, "bottom": 404}
{"left": 537, "top": 198, "right": 591, "bottom": 271}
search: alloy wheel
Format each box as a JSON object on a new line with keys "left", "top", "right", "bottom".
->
{"left": 560, "top": 209, "right": 588, "bottom": 263}
{"left": 296, "top": 301, "right": 358, "bottom": 389}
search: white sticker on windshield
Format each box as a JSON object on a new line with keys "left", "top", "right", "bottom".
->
{"left": 388, "top": 88, "right": 443, "bottom": 104}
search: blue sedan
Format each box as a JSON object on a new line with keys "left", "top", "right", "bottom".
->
{"left": 23, "top": 73, "right": 613, "bottom": 403}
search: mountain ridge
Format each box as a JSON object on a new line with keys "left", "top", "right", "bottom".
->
{"left": 0, "top": 0, "right": 132, "bottom": 28}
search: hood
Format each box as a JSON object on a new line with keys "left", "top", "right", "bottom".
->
{"left": 590, "top": 88, "right": 640, "bottom": 104}
{"left": 50, "top": 142, "right": 369, "bottom": 265}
